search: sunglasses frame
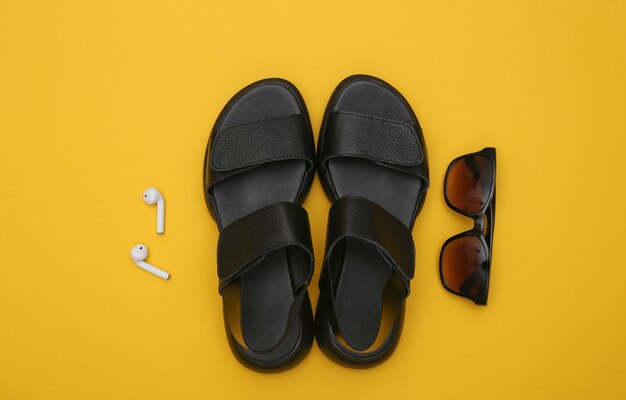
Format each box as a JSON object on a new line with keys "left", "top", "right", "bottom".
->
{"left": 440, "top": 147, "right": 496, "bottom": 305}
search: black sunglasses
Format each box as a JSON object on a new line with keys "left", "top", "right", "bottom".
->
{"left": 440, "top": 147, "right": 496, "bottom": 305}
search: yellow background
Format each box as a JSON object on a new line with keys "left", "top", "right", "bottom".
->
{"left": 1, "top": 0, "right": 625, "bottom": 398}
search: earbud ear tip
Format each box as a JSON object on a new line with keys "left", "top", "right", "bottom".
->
{"left": 130, "top": 244, "right": 148, "bottom": 261}
{"left": 142, "top": 187, "right": 162, "bottom": 205}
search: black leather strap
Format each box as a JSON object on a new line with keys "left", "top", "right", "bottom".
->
{"left": 217, "top": 202, "right": 314, "bottom": 291}
{"left": 323, "top": 196, "right": 415, "bottom": 283}
{"left": 320, "top": 111, "right": 423, "bottom": 167}
{"left": 210, "top": 114, "right": 314, "bottom": 171}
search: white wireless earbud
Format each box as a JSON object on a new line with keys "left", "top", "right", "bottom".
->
{"left": 143, "top": 187, "right": 165, "bottom": 234}
{"left": 130, "top": 244, "right": 170, "bottom": 280}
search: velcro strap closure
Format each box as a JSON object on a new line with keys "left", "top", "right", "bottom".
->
{"left": 217, "top": 202, "right": 314, "bottom": 289}
{"left": 321, "top": 111, "right": 423, "bottom": 167}
{"left": 324, "top": 196, "right": 415, "bottom": 281}
{"left": 210, "top": 114, "right": 314, "bottom": 171}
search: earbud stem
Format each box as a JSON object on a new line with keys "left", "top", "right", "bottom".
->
{"left": 156, "top": 199, "right": 165, "bottom": 234}
{"left": 137, "top": 261, "right": 169, "bottom": 280}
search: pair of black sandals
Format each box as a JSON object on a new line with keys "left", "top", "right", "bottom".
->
{"left": 204, "top": 75, "right": 429, "bottom": 371}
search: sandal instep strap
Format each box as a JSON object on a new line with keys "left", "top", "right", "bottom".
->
{"left": 217, "top": 202, "right": 314, "bottom": 291}
{"left": 323, "top": 196, "right": 415, "bottom": 284}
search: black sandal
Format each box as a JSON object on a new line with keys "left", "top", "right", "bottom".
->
{"left": 204, "top": 78, "right": 316, "bottom": 372}
{"left": 315, "top": 75, "right": 429, "bottom": 367}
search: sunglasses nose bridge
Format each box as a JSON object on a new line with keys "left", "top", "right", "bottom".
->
{"left": 473, "top": 213, "right": 485, "bottom": 233}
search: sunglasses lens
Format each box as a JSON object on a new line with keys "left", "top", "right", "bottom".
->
{"left": 446, "top": 155, "right": 493, "bottom": 213}
{"left": 441, "top": 235, "right": 488, "bottom": 296}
